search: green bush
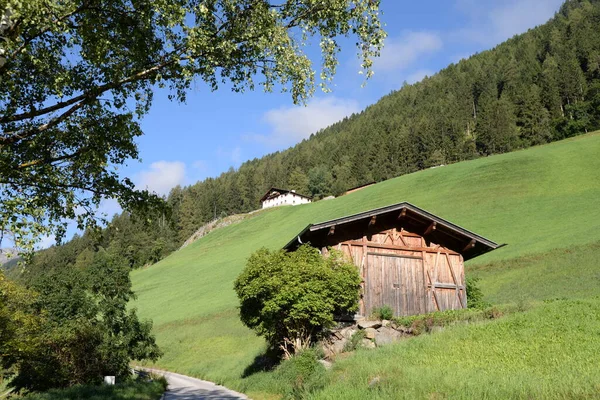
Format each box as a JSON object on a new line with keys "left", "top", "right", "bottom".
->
{"left": 466, "top": 276, "right": 491, "bottom": 309}
{"left": 234, "top": 245, "right": 361, "bottom": 357}
{"left": 2, "top": 252, "right": 161, "bottom": 393}
{"left": 275, "top": 349, "right": 328, "bottom": 400}
{"left": 148, "top": 373, "right": 169, "bottom": 391}
{"left": 371, "top": 305, "right": 394, "bottom": 320}
{"left": 20, "top": 379, "right": 164, "bottom": 400}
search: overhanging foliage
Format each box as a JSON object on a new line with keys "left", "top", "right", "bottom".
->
{"left": 0, "top": 0, "right": 385, "bottom": 252}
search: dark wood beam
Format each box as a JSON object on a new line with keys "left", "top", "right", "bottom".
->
{"left": 424, "top": 221, "right": 437, "bottom": 235}
{"left": 462, "top": 239, "right": 476, "bottom": 253}
{"left": 344, "top": 240, "right": 460, "bottom": 255}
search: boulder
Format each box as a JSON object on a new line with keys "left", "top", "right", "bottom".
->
{"left": 322, "top": 336, "right": 348, "bottom": 358}
{"left": 321, "top": 341, "right": 335, "bottom": 358}
{"left": 361, "top": 338, "right": 376, "bottom": 349}
{"left": 333, "top": 330, "right": 344, "bottom": 340}
{"left": 358, "top": 320, "right": 382, "bottom": 329}
{"left": 392, "top": 324, "right": 412, "bottom": 334}
{"left": 374, "top": 326, "right": 403, "bottom": 346}
{"left": 318, "top": 359, "right": 333, "bottom": 369}
{"left": 364, "top": 327, "right": 377, "bottom": 339}
{"left": 381, "top": 319, "right": 391, "bottom": 327}
{"left": 332, "top": 338, "right": 347, "bottom": 354}
{"left": 340, "top": 327, "right": 358, "bottom": 340}
{"left": 321, "top": 345, "right": 333, "bottom": 359}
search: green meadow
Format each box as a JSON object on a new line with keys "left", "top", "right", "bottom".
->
{"left": 131, "top": 132, "right": 600, "bottom": 398}
{"left": 310, "top": 297, "right": 600, "bottom": 400}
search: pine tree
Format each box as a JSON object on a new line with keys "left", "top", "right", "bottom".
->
{"left": 518, "top": 84, "right": 552, "bottom": 145}
{"left": 288, "top": 167, "right": 310, "bottom": 196}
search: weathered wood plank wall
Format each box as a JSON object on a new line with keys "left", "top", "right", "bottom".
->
{"left": 326, "top": 227, "right": 466, "bottom": 317}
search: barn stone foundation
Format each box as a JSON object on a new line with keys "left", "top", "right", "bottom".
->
{"left": 320, "top": 319, "right": 414, "bottom": 358}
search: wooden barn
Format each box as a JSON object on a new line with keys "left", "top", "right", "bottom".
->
{"left": 284, "top": 202, "right": 502, "bottom": 318}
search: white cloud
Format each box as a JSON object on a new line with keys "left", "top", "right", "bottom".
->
{"left": 135, "top": 161, "right": 186, "bottom": 195}
{"left": 455, "top": 0, "right": 563, "bottom": 44}
{"left": 247, "top": 97, "right": 360, "bottom": 147}
{"left": 375, "top": 32, "right": 443, "bottom": 72}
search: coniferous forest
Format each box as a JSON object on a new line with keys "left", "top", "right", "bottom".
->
{"left": 16, "top": 0, "right": 600, "bottom": 273}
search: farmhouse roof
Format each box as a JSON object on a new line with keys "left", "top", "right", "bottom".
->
{"left": 259, "top": 187, "right": 312, "bottom": 202}
{"left": 283, "top": 202, "right": 503, "bottom": 260}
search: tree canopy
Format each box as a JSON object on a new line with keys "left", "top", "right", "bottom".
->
{"left": 1, "top": 251, "right": 161, "bottom": 393}
{"left": 0, "top": 0, "right": 385, "bottom": 252}
{"left": 234, "top": 245, "right": 361, "bottom": 358}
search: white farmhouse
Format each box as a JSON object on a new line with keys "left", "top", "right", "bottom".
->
{"left": 260, "top": 187, "right": 312, "bottom": 209}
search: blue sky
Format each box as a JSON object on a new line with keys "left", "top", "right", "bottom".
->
{"left": 124, "top": 0, "right": 564, "bottom": 199}
{"left": 34, "top": 0, "right": 566, "bottom": 247}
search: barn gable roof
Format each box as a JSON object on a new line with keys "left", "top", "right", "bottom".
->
{"left": 259, "top": 187, "right": 312, "bottom": 202}
{"left": 283, "top": 202, "right": 503, "bottom": 260}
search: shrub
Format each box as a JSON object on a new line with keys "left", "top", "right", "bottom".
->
{"left": 19, "top": 380, "right": 165, "bottom": 400}
{"left": 371, "top": 305, "right": 394, "bottom": 320}
{"left": 2, "top": 252, "right": 161, "bottom": 393}
{"left": 410, "top": 317, "right": 434, "bottom": 335}
{"left": 275, "top": 349, "right": 328, "bottom": 399}
{"left": 483, "top": 306, "right": 504, "bottom": 319}
{"left": 234, "top": 245, "right": 361, "bottom": 358}
{"left": 466, "top": 277, "right": 490, "bottom": 309}
{"left": 149, "top": 373, "right": 169, "bottom": 391}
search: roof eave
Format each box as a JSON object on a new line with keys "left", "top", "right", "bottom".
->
{"left": 282, "top": 224, "right": 313, "bottom": 250}
{"left": 307, "top": 202, "right": 499, "bottom": 250}
{"left": 284, "top": 202, "right": 502, "bottom": 259}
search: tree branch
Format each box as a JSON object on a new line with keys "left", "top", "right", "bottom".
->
{"left": 16, "top": 147, "right": 88, "bottom": 170}
{"left": 0, "top": 56, "right": 182, "bottom": 144}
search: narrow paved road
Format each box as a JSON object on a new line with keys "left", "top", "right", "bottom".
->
{"left": 143, "top": 369, "right": 248, "bottom": 400}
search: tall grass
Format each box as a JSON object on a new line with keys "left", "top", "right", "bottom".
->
{"left": 309, "top": 298, "right": 600, "bottom": 399}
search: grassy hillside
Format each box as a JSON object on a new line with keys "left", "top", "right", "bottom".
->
{"left": 131, "top": 132, "right": 600, "bottom": 397}
{"left": 310, "top": 297, "right": 600, "bottom": 399}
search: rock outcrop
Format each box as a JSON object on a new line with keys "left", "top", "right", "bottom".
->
{"left": 180, "top": 214, "right": 249, "bottom": 249}
{"left": 321, "top": 319, "right": 413, "bottom": 358}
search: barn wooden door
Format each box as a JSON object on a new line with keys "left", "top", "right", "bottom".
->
{"left": 424, "top": 251, "right": 467, "bottom": 312}
{"left": 365, "top": 253, "right": 426, "bottom": 317}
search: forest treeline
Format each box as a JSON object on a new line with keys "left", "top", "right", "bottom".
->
{"left": 17, "top": 0, "right": 600, "bottom": 272}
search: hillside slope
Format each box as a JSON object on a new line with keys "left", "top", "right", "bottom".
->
{"left": 132, "top": 132, "right": 600, "bottom": 394}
